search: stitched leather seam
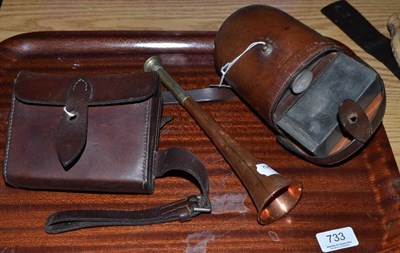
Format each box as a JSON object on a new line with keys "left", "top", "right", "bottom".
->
{"left": 3, "top": 95, "right": 16, "bottom": 185}
{"left": 141, "top": 99, "right": 151, "bottom": 190}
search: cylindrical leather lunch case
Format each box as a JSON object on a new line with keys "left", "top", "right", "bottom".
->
{"left": 214, "top": 5, "right": 386, "bottom": 165}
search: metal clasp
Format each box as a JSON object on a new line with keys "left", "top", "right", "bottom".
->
{"left": 191, "top": 195, "right": 211, "bottom": 213}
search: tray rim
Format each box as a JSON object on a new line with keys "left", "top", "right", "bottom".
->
{"left": 0, "top": 30, "right": 399, "bottom": 252}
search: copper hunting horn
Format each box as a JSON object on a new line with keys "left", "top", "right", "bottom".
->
{"left": 144, "top": 56, "right": 303, "bottom": 224}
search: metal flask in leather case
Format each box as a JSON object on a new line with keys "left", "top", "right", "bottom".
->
{"left": 214, "top": 5, "right": 386, "bottom": 165}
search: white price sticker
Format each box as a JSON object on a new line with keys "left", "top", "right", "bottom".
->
{"left": 316, "top": 227, "right": 359, "bottom": 252}
{"left": 256, "top": 164, "right": 278, "bottom": 176}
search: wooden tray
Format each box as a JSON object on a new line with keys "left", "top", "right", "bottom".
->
{"left": 0, "top": 31, "right": 399, "bottom": 252}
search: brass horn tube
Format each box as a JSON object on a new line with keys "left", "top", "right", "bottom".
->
{"left": 144, "top": 56, "right": 303, "bottom": 224}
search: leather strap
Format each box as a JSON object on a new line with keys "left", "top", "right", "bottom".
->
{"left": 45, "top": 148, "right": 211, "bottom": 234}
{"left": 321, "top": 0, "right": 400, "bottom": 79}
{"left": 162, "top": 87, "right": 236, "bottom": 105}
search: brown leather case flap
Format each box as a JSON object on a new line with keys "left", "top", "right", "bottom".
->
{"left": 14, "top": 70, "right": 159, "bottom": 105}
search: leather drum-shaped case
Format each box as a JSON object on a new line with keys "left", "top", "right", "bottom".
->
{"left": 3, "top": 71, "right": 162, "bottom": 193}
{"left": 214, "top": 5, "right": 386, "bottom": 165}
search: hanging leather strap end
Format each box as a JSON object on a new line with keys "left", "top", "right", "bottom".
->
{"left": 44, "top": 194, "right": 210, "bottom": 234}
{"left": 44, "top": 148, "right": 211, "bottom": 234}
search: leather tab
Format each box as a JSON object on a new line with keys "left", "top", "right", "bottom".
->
{"left": 338, "top": 99, "right": 372, "bottom": 144}
{"left": 56, "top": 79, "right": 92, "bottom": 169}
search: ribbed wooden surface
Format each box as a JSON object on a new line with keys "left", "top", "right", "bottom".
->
{"left": 0, "top": 31, "right": 399, "bottom": 252}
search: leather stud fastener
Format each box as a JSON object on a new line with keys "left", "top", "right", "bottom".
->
{"left": 338, "top": 99, "right": 372, "bottom": 144}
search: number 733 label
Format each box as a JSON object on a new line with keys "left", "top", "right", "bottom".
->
{"left": 316, "top": 227, "right": 359, "bottom": 252}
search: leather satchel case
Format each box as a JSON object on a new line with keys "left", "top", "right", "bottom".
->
{"left": 4, "top": 70, "right": 163, "bottom": 193}
{"left": 2, "top": 70, "right": 211, "bottom": 233}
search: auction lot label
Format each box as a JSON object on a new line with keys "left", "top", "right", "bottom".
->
{"left": 316, "top": 227, "right": 359, "bottom": 252}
